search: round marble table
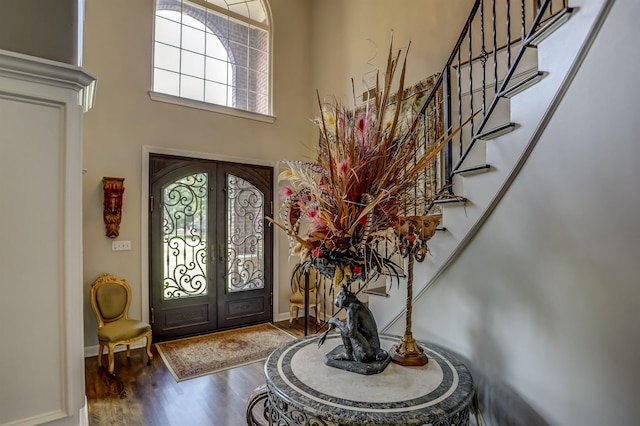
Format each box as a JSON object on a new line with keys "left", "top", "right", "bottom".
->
{"left": 260, "top": 333, "right": 474, "bottom": 426}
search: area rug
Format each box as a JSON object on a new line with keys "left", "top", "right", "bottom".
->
{"left": 156, "top": 323, "right": 295, "bottom": 382}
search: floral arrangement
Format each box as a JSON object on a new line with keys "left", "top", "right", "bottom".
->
{"left": 268, "top": 40, "right": 470, "bottom": 290}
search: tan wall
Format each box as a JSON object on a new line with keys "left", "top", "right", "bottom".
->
{"left": 309, "top": 0, "right": 472, "bottom": 105}
{"left": 81, "top": 0, "right": 471, "bottom": 344}
{"left": 81, "top": 0, "right": 314, "bottom": 347}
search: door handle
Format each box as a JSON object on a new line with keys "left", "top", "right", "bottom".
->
{"left": 219, "top": 244, "right": 228, "bottom": 279}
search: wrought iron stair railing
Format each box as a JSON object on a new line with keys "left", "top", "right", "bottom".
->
{"left": 401, "top": 0, "right": 571, "bottom": 214}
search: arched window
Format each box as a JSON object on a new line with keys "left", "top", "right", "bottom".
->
{"left": 152, "top": 0, "right": 271, "bottom": 118}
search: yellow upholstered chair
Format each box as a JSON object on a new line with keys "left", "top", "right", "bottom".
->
{"left": 90, "top": 273, "right": 153, "bottom": 375}
{"left": 289, "top": 264, "right": 322, "bottom": 327}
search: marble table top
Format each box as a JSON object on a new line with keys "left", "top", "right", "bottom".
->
{"left": 264, "top": 333, "right": 474, "bottom": 425}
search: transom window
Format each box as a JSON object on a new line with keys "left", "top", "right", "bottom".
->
{"left": 153, "top": 0, "right": 271, "bottom": 115}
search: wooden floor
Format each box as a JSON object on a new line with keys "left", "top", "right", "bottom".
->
{"left": 85, "top": 319, "right": 318, "bottom": 426}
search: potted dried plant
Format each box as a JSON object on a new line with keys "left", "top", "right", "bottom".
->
{"left": 268, "top": 38, "right": 473, "bottom": 367}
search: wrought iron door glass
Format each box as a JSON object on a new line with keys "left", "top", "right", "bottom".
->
{"left": 226, "top": 174, "right": 264, "bottom": 292}
{"left": 162, "top": 172, "right": 208, "bottom": 299}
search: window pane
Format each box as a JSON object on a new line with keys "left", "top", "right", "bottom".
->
{"left": 227, "top": 84, "right": 234, "bottom": 104}
{"left": 206, "top": 32, "right": 228, "bottom": 61}
{"left": 233, "top": 88, "right": 247, "bottom": 110}
{"left": 157, "top": 9, "right": 181, "bottom": 24}
{"left": 182, "top": 10, "right": 206, "bottom": 31}
{"left": 206, "top": 57, "right": 228, "bottom": 84}
{"left": 154, "top": 42, "right": 181, "bottom": 72}
{"left": 248, "top": 69, "right": 268, "bottom": 95}
{"left": 228, "top": 3, "right": 250, "bottom": 20}
{"left": 229, "top": 41, "right": 248, "bottom": 67}
{"left": 249, "top": 91, "right": 268, "bottom": 114}
{"left": 228, "top": 18, "right": 249, "bottom": 44}
{"left": 182, "top": 25, "right": 205, "bottom": 54}
{"left": 181, "top": 75, "right": 205, "bottom": 101}
{"left": 154, "top": 68, "right": 180, "bottom": 96}
{"left": 181, "top": 50, "right": 205, "bottom": 78}
{"left": 205, "top": 80, "right": 228, "bottom": 105}
{"left": 205, "top": 0, "right": 268, "bottom": 25}
{"left": 206, "top": 10, "right": 228, "bottom": 38}
{"left": 246, "top": 1, "right": 267, "bottom": 24}
{"left": 249, "top": 48, "right": 267, "bottom": 73}
{"left": 232, "top": 65, "right": 248, "bottom": 90}
{"left": 155, "top": 16, "right": 181, "bottom": 47}
{"left": 249, "top": 26, "right": 268, "bottom": 51}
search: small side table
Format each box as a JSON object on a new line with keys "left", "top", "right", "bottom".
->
{"left": 253, "top": 333, "right": 474, "bottom": 426}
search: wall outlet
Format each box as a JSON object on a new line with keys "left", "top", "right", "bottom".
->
{"left": 112, "top": 240, "right": 131, "bottom": 251}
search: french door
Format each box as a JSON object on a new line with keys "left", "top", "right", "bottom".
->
{"left": 149, "top": 154, "right": 273, "bottom": 341}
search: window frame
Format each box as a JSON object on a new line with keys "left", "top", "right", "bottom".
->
{"left": 149, "top": 0, "right": 275, "bottom": 123}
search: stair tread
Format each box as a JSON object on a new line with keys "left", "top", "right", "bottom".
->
{"left": 364, "top": 286, "right": 389, "bottom": 297}
{"left": 475, "top": 122, "right": 516, "bottom": 140}
{"left": 433, "top": 198, "right": 466, "bottom": 205}
{"left": 526, "top": 7, "right": 574, "bottom": 47}
{"left": 454, "top": 164, "right": 492, "bottom": 176}
{"left": 500, "top": 70, "right": 544, "bottom": 98}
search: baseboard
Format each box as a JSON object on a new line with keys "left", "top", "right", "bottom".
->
{"left": 275, "top": 310, "right": 333, "bottom": 324}
{"left": 84, "top": 340, "right": 148, "bottom": 358}
{"left": 275, "top": 312, "right": 291, "bottom": 322}
{"left": 80, "top": 397, "right": 89, "bottom": 426}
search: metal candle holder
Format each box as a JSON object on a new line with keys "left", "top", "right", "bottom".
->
{"left": 390, "top": 215, "right": 441, "bottom": 366}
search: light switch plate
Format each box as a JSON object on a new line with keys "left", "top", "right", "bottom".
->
{"left": 112, "top": 240, "right": 131, "bottom": 251}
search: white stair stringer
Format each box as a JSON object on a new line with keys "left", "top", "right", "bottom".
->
{"left": 370, "top": 0, "right": 614, "bottom": 334}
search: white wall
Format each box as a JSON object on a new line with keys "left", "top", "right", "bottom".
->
{"left": 385, "top": 0, "right": 640, "bottom": 424}
{"left": 0, "top": 52, "right": 93, "bottom": 426}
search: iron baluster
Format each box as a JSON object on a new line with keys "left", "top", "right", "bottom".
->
{"left": 506, "top": 0, "right": 512, "bottom": 69}
{"left": 521, "top": 0, "right": 526, "bottom": 46}
{"left": 443, "top": 66, "right": 453, "bottom": 190}
{"left": 493, "top": 0, "right": 498, "bottom": 94}
{"left": 481, "top": 0, "right": 488, "bottom": 115}
{"left": 468, "top": 19, "right": 475, "bottom": 139}
{"left": 457, "top": 47, "right": 463, "bottom": 159}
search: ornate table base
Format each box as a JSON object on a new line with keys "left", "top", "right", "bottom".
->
{"left": 248, "top": 334, "right": 474, "bottom": 426}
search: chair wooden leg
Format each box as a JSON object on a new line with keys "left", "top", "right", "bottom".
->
{"left": 97, "top": 343, "right": 104, "bottom": 367}
{"left": 289, "top": 306, "right": 296, "bottom": 327}
{"left": 107, "top": 344, "right": 116, "bottom": 375}
{"left": 145, "top": 333, "right": 153, "bottom": 366}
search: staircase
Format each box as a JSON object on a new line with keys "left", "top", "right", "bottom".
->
{"left": 367, "top": 0, "right": 614, "bottom": 332}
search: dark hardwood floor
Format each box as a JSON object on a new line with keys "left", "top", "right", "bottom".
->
{"left": 85, "top": 319, "right": 318, "bottom": 426}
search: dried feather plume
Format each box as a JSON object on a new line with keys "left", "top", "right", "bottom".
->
{"left": 268, "top": 37, "right": 474, "bottom": 289}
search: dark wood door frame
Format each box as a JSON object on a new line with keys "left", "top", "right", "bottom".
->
{"left": 148, "top": 153, "right": 274, "bottom": 341}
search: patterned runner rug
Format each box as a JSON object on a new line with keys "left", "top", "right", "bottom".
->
{"left": 156, "top": 323, "right": 295, "bottom": 382}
